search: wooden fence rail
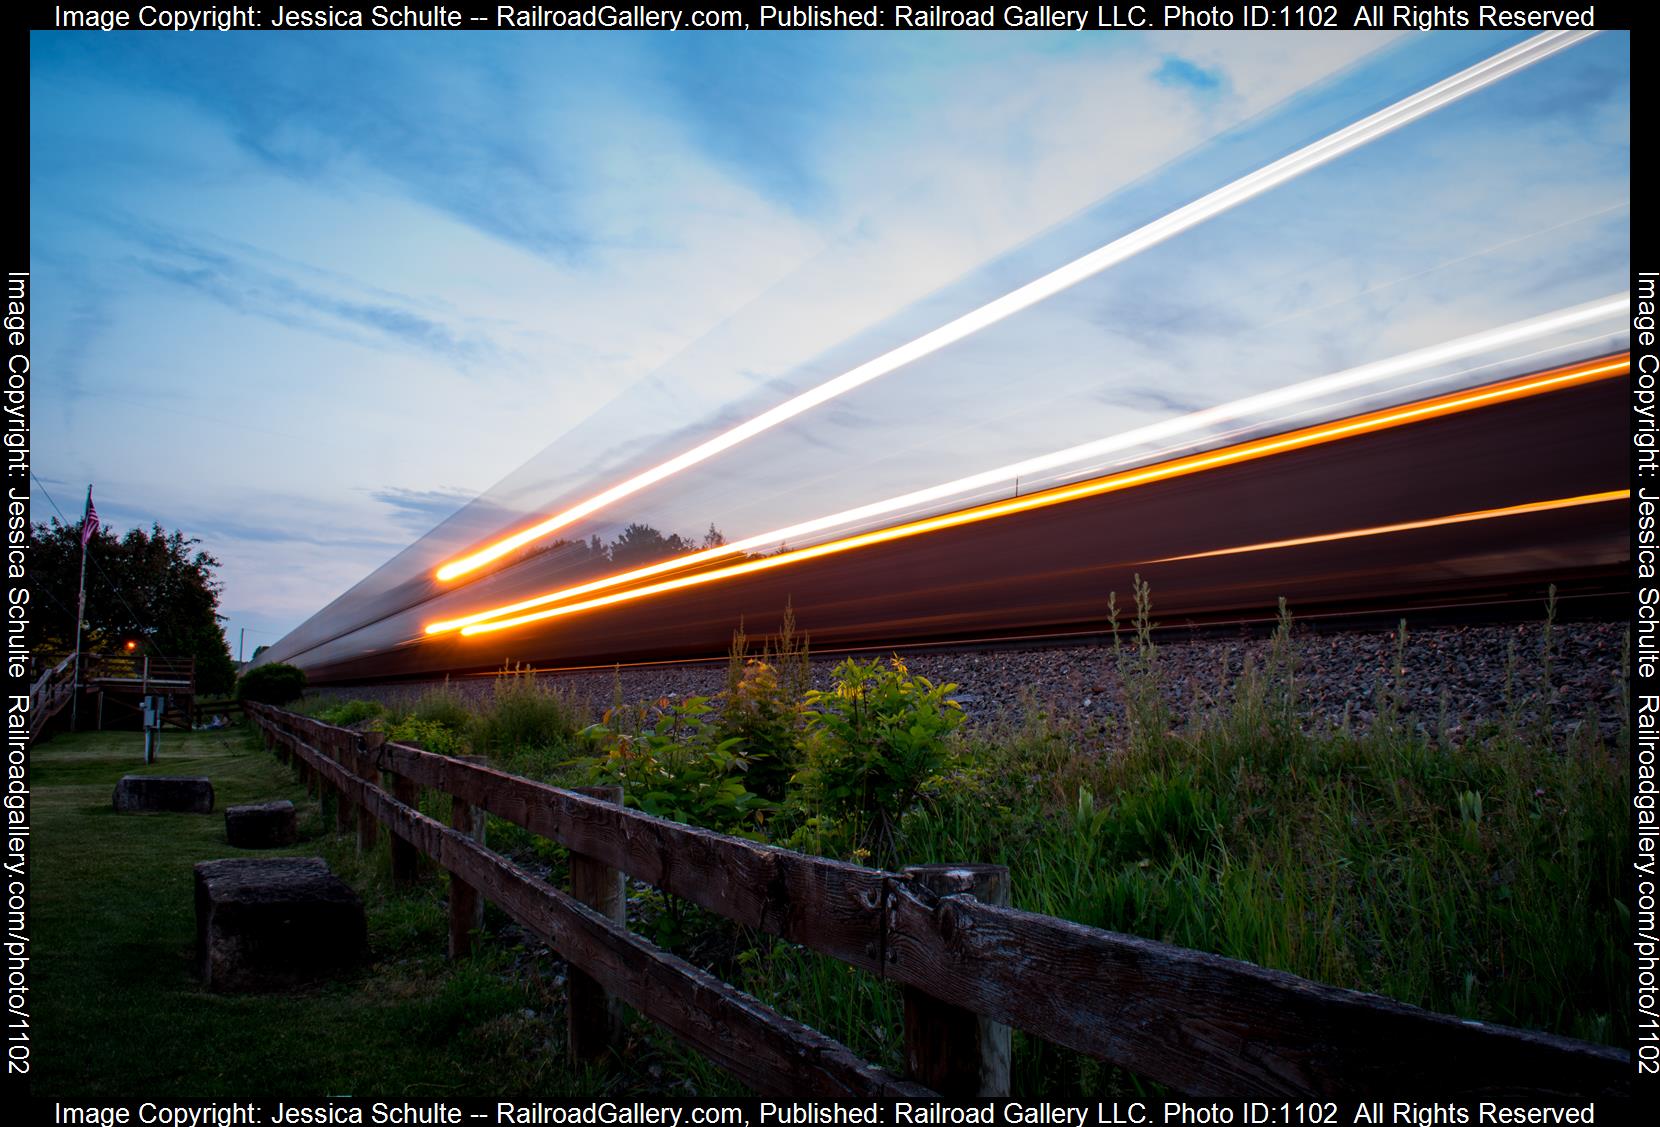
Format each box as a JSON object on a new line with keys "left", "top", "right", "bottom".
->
{"left": 245, "top": 702, "right": 1631, "bottom": 1102}
{"left": 27, "top": 653, "right": 77, "bottom": 738}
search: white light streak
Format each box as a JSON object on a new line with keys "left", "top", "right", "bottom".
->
{"left": 435, "top": 30, "right": 1593, "bottom": 582}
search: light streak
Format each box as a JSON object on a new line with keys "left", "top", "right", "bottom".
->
{"left": 450, "top": 352, "right": 1628, "bottom": 638}
{"left": 433, "top": 30, "right": 1593, "bottom": 584}
{"left": 1144, "top": 491, "right": 1629, "bottom": 564}
{"left": 423, "top": 312, "right": 1628, "bottom": 636}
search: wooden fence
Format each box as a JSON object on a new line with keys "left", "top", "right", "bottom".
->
{"left": 245, "top": 702, "right": 1630, "bottom": 1102}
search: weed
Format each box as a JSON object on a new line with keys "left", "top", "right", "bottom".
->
{"left": 473, "top": 663, "right": 585, "bottom": 776}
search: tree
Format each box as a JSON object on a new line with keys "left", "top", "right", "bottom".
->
{"left": 31, "top": 520, "right": 238, "bottom": 695}
{"left": 608, "top": 522, "right": 693, "bottom": 570}
{"left": 237, "top": 662, "right": 305, "bottom": 705}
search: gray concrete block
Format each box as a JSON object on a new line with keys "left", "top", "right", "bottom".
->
{"left": 194, "top": 857, "right": 365, "bottom": 992}
{"left": 113, "top": 775, "right": 214, "bottom": 814}
{"left": 224, "top": 800, "right": 298, "bottom": 848}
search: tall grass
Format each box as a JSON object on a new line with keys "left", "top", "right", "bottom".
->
{"left": 472, "top": 663, "right": 589, "bottom": 779}
{"left": 895, "top": 602, "right": 1630, "bottom": 1049}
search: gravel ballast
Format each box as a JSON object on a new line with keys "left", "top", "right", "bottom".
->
{"left": 314, "top": 620, "right": 1626, "bottom": 744}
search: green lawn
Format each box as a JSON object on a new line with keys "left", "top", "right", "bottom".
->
{"left": 29, "top": 725, "right": 590, "bottom": 1100}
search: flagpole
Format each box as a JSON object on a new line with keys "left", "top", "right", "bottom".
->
{"left": 70, "top": 485, "right": 96, "bottom": 732}
{"left": 71, "top": 532, "right": 87, "bottom": 731}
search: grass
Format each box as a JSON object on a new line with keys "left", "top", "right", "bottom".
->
{"left": 29, "top": 724, "right": 594, "bottom": 1099}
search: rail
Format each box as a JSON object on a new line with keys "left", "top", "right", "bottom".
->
{"left": 81, "top": 653, "right": 195, "bottom": 692}
{"left": 245, "top": 702, "right": 1630, "bottom": 1101}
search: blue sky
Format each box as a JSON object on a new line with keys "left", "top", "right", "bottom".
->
{"left": 29, "top": 30, "right": 1629, "bottom": 662}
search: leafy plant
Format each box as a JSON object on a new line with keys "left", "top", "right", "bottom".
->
{"left": 581, "top": 696, "right": 767, "bottom": 838}
{"left": 385, "top": 716, "right": 467, "bottom": 757}
{"left": 314, "top": 699, "right": 385, "bottom": 727}
{"left": 796, "top": 656, "right": 963, "bottom": 862}
{"left": 717, "top": 661, "right": 802, "bottom": 802}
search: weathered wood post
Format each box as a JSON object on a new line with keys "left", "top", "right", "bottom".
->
{"left": 331, "top": 730, "right": 357, "bottom": 835}
{"left": 900, "top": 863, "right": 1012, "bottom": 1097}
{"left": 301, "top": 733, "right": 317, "bottom": 795}
{"left": 316, "top": 739, "right": 337, "bottom": 823}
{"left": 384, "top": 747, "right": 422, "bottom": 889}
{"left": 447, "top": 756, "right": 488, "bottom": 959}
{"left": 355, "top": 732, "right": 384, "bottom": 855}
{"left": 567, "top": 785, "right": 626, "bottom": 1061}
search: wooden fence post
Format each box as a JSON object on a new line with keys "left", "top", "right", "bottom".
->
{"left": 356, "top": 732, "right": 384, "bottom": 855}
{"left": 384, "top": 752, "right": 421, "bottom": 890}
{"left": 568, "top": 785, "right": 626, "bottom": 1062}
{"left": 447, "top": 756, "right": 488, "bottom": 959}
{"left": 901, "top": 863, "right": 1012, "bottom": 1097}
{"left": 331, "top": 731, "right": 357, "bottom": 834}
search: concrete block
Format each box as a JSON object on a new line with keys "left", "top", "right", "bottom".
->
{"left": 225, "top": 801, "right": 298, "bottom": 848}
{"left": 113, "top": 775, "right": 214, "bottom": 814}
{"left": 194, "top": 857, "right": 365, "bottom": 992}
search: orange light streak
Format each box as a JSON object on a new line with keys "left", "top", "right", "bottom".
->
{"left": 432, "top": 33, "right": 1597, "bottom": 587}
{"left": 1145, "top": 490, "right": 1628, "bottom": 564}
{"left": 449, "top": 353, "right": 1628, "bottom": 638}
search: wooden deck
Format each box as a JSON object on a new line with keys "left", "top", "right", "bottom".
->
{"left": 28, "top": 653, "right": 198, "bottom": 733}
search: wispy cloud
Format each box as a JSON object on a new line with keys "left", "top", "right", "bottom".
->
{"left": 1155, "top": 56, "right": 1226, "bottom": 95}
{"left": 370, "top": 486, "right": 479, "bottom": 536}
{"left": 111, "top": 217, "right": 494, "bottom": 364}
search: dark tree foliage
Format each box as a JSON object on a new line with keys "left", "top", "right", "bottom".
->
{"left": 608, "top": 522, "right": 693, "bottom": 570}
{"left": 236, "top": 662, "right": 305, "bottom": 705}
{"left": 31, "top": 520, "right": 238, "bottom": 695}
{"left": 499, "top": 522, "right": 723, "bottom": 576}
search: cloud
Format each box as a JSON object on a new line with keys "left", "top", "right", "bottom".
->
{"left": 1155, "top": 56, "right": 1226, "bottom": 94}
{"left": 111, "top": 217, "right": 495, "bottom": 364}
{"left": 29, "top": 29, "right": 1626, "bottom": 665}
{"left": 370, "top": 487, "right": 479, "bottom": 536}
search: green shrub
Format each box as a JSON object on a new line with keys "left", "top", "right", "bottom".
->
{"left": 316, "top": 699, "right": 385, "bottom": 727}
{"left": 580, "top": 696, "right": 766, "bottom": 838}
{"left": 795, "top": 656, "right": 963, "bottom": 862}
{"left": 473, "top": 664, "right": 582, "bottom": 761}
{"left": 717, "top": 661, "right": 803, "bottom": 802}
{"left": 385, "top": 715, "right": 466, "bottom": 757}
{"left": 236, "top": 662, "right": 306, "bottom": 705}
{"left": 410, "top": 683, "right": 473, "bottom": 731}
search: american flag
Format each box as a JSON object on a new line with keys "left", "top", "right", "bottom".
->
{"left": 80, "top": 486, "right": 98, "bottom": 548}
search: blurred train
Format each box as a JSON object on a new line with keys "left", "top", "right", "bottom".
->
{"left": 262, "top": 355, "right": 1630, "bottom": 685}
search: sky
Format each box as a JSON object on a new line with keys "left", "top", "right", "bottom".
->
{"left": 28, "top": 29, "right": 1630, "bottom": 665}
